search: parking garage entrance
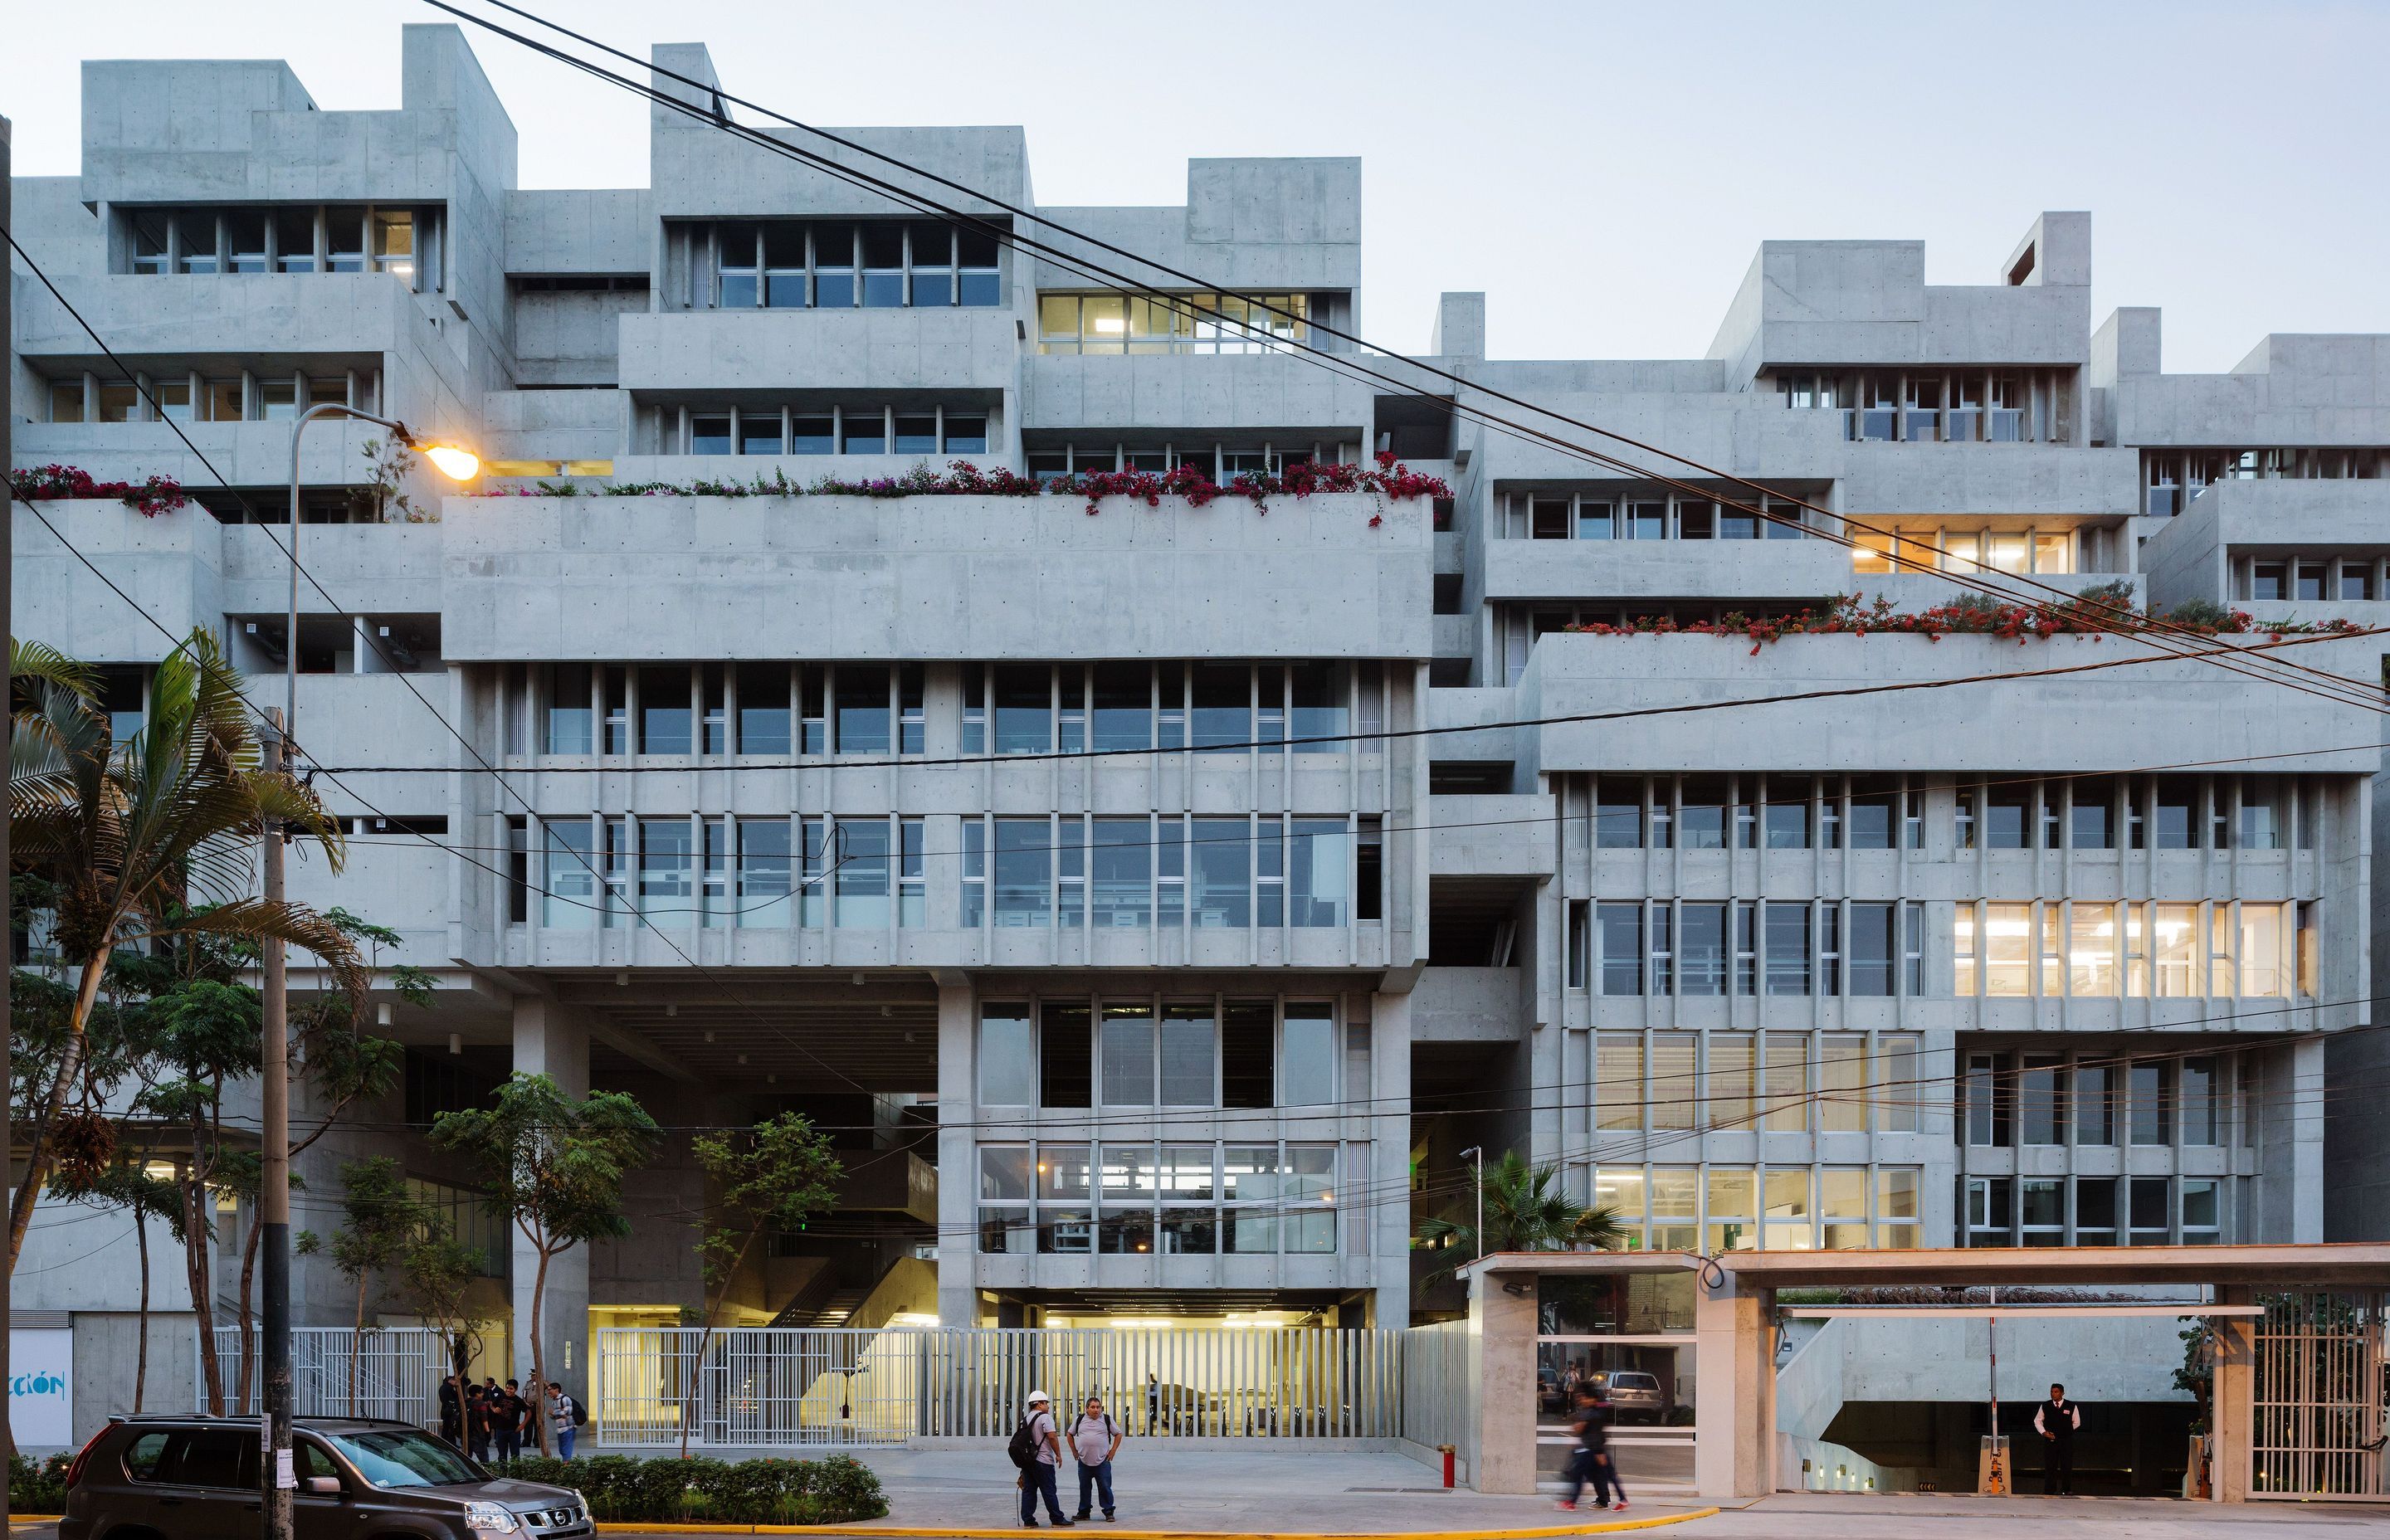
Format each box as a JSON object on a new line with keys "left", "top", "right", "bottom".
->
{"left": 1459, "top": 1243, "right": 2390, "bottom": 1503}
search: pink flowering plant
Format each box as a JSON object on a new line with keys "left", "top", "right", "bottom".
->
{"left": 464, "top": 452, "right": 1448, "bottom": 526}
{"left": 9, "top": 464, "right": 189, "bottom": 517}
{"left": 1568, "top": 587, "right": 2362, "bottom": 656}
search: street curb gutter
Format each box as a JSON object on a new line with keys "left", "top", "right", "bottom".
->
{"left": 593, "top": 1508, "right": 1719, "bottom": 1538}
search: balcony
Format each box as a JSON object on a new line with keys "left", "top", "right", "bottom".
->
{"left": 437, "top": 490, "right": 1432, "bottom": 663}
{"left": 1412, "top": 966, "right": 1528, "bottom": 1043}
{"left": 1519, "top": 629, "right": 2383, "bottom": 777}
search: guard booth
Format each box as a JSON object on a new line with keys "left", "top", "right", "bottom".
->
{"left": 1456, "top": 1244, "right": 2390, "bottom": 1503}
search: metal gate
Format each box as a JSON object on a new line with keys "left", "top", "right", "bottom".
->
{"left": 597, "top": 1326, "right": 1404, "bottom": 1449}
{"left": 203, "top": 1327, "right": 441, "bottom": 1427}
{"left": 2253, "top": 1291, "right": 2389, "bottom": 1499}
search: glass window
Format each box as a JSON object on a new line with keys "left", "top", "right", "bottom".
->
{"left": 1848, "top": 903, "right": 1895, "bottom": 997}
{"left": 1091, "top": 816, "right": 1150, "bottom": 930}
{"left": 788, "top": 414, "right": 834, "bottom": 454}
{"left": 993, "top": 817, "right": 1051, "bottom": 927}
{"left": 2020, "top": 1055, "right": 2064, "bottom": 1146}
{"left": 2075, "top": 1064, "right": 2114, "bottom": 1144}
{"left": 834, "top": 817, "right": 890, "bottom": 928}
{"left": 2182, "top": 1056, "right": 2220, "bottom": 1146}
{"left": 894, "top": 413, "right": 939, "bottom": 455}
{"left": 1040, "top": 1003, "right": 1093, "bottom": 1110}
{"left": 2129, "top": 1062, "right": 2172, "bottom": 1145}
{"left": 944, "top": 414, "right": 989, "bottom": 454}
{"left": 1707, "top": 1033, "right": 1755, "bottom": 1130}
{"left": 257, "top": 378, "right": 298, "bottom": 421}
{"left": 1192, "top": 663, "right": 1251, "bottom": 753}
{"left": 715, "top": 221, "right": 759, "bottom": 308}
{"left": 735, "top": 663, "right": 790, "bottom": 754}
{"left": 2153, "top": 903, "right": 2201, "bottom": 995}
{"left": 861, "top": 222, "right": 905, "bottom": 307}
{"left": 812, "top": 223, "right": 856, "bottom": 307}
{"left": 1820, "top": 1033, "right": 1865, "bottom": 1133}
{"left": 1595, "top": 1034, "right": 1642, "bottom": 1131}
{"left": 1763, "top": 1033, "right": 1809, "bottom": 1132}
{"left": 2182, "top": 1178, "right": 2222, "bottom": 1242}
{"left": 1984, "top": 903, "right": 2032, "bottom": 996}
{"left": 637, "top": 666, "right": 690, "bottom": 753}
{"left": 979, "top": 1006, "right": 1034, "bottom": 1113}
{"left": 1763, "top": 1170, "right": 1813, "bottom": 1250}
{"left": 1680, "top": 904, "right": 1728, "bottom": 997}
{"left": 1680, "top": 776, "right": 1728, "bottom": 850}
{"left": 1282, "top": 1005, "right": 1337, "bottom": 1105}
{"left": 1160, "top": 1002, "right": 1216, "bottom": 1107}
{"left": 836, "top": 665, "right": 890, "bottom": 753}
{"left": 738, "top": 411, "right": 782, "bottom": 456}
{"left": 1101, "top": 1002, "right": 1156, "bottom": 1108}
{"left": 1595, "top": 776, "right": 1642, "bottom": 847}
{"left": 1877, "top": 1034, "right": 1920, "bottom": 1133}
{"left": 371, "top": 210, "right": 415, "bottom": 280}
{"left": 175, "top": 212, "right": 218, "bottom": 274}
{"left": 958, "top": 227, "right": 1002, "bottom": 307}
{"left": 690, "top": 414, "right": 732, "bottom": 456}
{"left": 2154, "top": 777, "right": 2198, "bottom": 849}
{"left": 542, "top": 821, "right": 596, "bottom": 928}
{"left": 1763, "top": 904, "right": 1810, "bottom": 996}
{"left": 1192, "top": 817, "right": 1250, "bottom": 928}
{"left": 993, "top": 665, "right": 1051, "bottom": 754}
{"left": 1091, "top": 662, "right": 1152, "bottom": 751}
{"left": 738, "top": 820, "right": 790, "bottom": 927}
{"left": 2019, "top": 1178, "right": 2064, "bottom": 1245}
{"left": 1763, "top": 776, "right": 1809, "bottom": 848}
{"left": 2129, "top": 1176, "right": 2171, "bottom": 1244}
{"left": 1597, "top": 904, "right": 1642, "bottom": 996}
{"left": 907, "top": 222, "right": 953, "bottom": 305}
{"left": 2241, "top": 904, "right": 2287, "bottom": 998}
{"left": 841, "top": 410, "right": 887, "bottom": 456}
{"left": 1289, "top": 817, "right": 1351, "bottom": 928}
{"left": 2068, "top": 903, "right": 2116, "bottom": 996}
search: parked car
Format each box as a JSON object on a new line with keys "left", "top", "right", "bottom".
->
{"left": 57, "top": 1414, "right": 591, "bottom": 1540}
{"left": 1598, "top": 1370, "right": 1670, "bottom": 1425}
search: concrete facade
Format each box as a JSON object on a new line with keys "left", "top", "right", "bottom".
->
{"left": 9, "top": 24, "right": 2390, "bottom": 1445}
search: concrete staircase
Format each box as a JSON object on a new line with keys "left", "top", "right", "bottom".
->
{"left": 772, "top": 1286, "right": 870, "bottom": 1330}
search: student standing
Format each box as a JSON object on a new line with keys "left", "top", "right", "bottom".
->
{"left": 2036, "top": 1382, "right": 2082, "bottom": 1495}
{"left": 1012, "top": 1390, "right": 1072, "bottom": 1528}
{"left": 466, "top": 1384, "right": 492, "bottom": 1463}
{"left": 1069, "top": 1393, "right": 1124, "bottom": 1522}
{"left": 549, "top": 1382, "right": 578, "bottom": 1460}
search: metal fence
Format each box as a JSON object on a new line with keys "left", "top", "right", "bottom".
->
{"left": 595, "top": 1326, "right": 1407, "bottom": 1449}
{"left": 202, "top": 1326, "right": 441, "bottom": 1427}
{"left": 2253, "top": 1291, "right": 2388, "bottom": 1499}
{"left": 1399, "top": 1319, "right": 1473, "bottom": 1460}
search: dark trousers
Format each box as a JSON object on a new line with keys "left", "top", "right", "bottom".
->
{"left": 468, "top": 1430, "right": 490, "bottom": 1462}
{"left": 1075, "top": 1459, "right": 1115, "bottom": 1517}
{"left": 495, "top": 1427, "right": 521, "bottom": 1461}
{"left": 2043, "top": 1436, "right": 2074, "bottom": 1494}
{"left": 1020, "top": 1462, "right": 1065, "bottom": 1523}
{"left": 1564, "top": 1448, "right": 1621, "bottom": 1505}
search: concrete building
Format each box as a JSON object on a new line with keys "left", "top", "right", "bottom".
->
{"left": 9, "top": 24, "right": 2389, "bottom": 1470}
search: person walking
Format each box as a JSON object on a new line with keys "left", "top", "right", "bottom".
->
{"left": 547, "top": 1382, "right": 578, "bottom": 1460}
{"left": 1011, "top": 1390, "right": 1071, "bottom": 1528}
{"left": 2036, "top": 1382, "right": 2082, "bottom": 1495}
{"left": 1555, "top": 1386, "right": 1600, "bottom": 1511}
{"left": 1069, "top": 1392, "right": 1124, "bottom": 1522}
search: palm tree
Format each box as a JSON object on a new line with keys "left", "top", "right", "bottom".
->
{"left": 1414, "top": 1150, "right": 1624, "bottom": 1284}
{"left": 7, "top": 630, "right": 368, "bottom": 1276}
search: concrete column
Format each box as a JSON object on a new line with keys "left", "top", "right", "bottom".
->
{"left": 1694, "top": 1270, "right": 1776, "bottom": 1499}
{"left": 934, "top": 978, "right": 978, "bottom": 1326}
{"left": 1368, "top": 990, "right": 1413, "bottom": 1329}
{"left": 2211, "top": 1285, "right": 2256, "bottom": 1503}
{"left": 511, "top": 996, "right": 590, "bottom": 1391}
{"left": 1466, "top": 1267, "right": 1539, "bottom": 1494}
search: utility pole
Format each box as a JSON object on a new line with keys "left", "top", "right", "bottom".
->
{"left": 3, "top": 110, "right": 17, "bottom": 1526}
{"left": 261, "top": 712, "right": 292, "bottom": 1540}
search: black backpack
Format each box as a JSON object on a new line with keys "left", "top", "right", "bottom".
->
{"left": 570, "top": 1396, "right": 588, "bottom": 1428}
{"left": 1007, "top": 1416, "right": 1041, "bottom": 1470}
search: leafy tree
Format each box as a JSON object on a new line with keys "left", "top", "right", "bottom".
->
{"left": 229, "top": 908, "right": 412, "bottom": 1412}
{"left": 46, "top": 1158, "right": 178, "bottom": 1410}
{"left": 1412, "top": 1150, "right": 1624, "bottom": 1285}
{"left": 318, "top": 1157, "right": 424, "bottom": 1415}
{"left": 430, "top": 1073, "right": 659, "bottom": 1451}
{"left": 680, "top": 1114, "right": 842, "bottom": 1455}
{"left": 133, "top": 973, "right": 261, "bottom": 1413}
{"left": 398, "top": 1218, "right": 490, "bottom": 1382}
{"left": 6, "top": 631, "right": 365, "bottom": 1279}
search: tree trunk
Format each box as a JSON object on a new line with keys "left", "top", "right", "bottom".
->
{"left": 133, "top": 1206, "right": 151, "bottom": 1413}
{"left": 350, "top": 1269, "right": 368, "bottom": 1417}
{"left": 6, "top": 948, "right": 107, "bottom": 1272}
{"left": 235, "top": 1208, "right": 262, "bottom": 1416}
{"left": 680, "top": 1228, "right": 759, "bottom": 1459}
{"left": 528, "top": 1247, "right": 550, "bottom": 1456}
{"left": 183, "top": 1177, "right": 223, "bottom": 1414}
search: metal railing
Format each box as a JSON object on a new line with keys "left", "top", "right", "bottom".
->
{"left": 202, "top": 1326, "right": 441, "bottom": 1427}
{"left": 2253, "top": 1291, "right": 2388, "bottom": 1499}
{"left": 595, "top": 1326, "right": 1406, "bottom": 1449}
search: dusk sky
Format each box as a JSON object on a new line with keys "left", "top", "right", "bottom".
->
{"left": 12, "top": 0, "right": 2387, "bottom": 370}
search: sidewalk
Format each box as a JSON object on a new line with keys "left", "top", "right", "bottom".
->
{"left": 605, "top": 1445, "right": 1711, "bottom": 1535}
{"left": 1692, "top": 1491, "right": 2390, "bottom": 1538}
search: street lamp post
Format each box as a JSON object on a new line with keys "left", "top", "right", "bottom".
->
{"left": 261, "top": 407, "right": 476, "bottom": 1540}
{"left": 1458, "top": 1147, "right": 1485, "bottom": 1269}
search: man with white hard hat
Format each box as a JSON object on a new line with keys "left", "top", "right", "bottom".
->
{"left": 1009, "top": 1389, "right": 1072, "bottom": 1527}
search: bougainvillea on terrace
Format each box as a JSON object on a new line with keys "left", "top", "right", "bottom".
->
{"left": 9, "top": 464, "right": 189, "bottom": 517}
{"left": 462, "top": 452, "right": 1449, "bottom": 526}
{"left": 1567, "top": 592, "right": 2363, "bottom": 656}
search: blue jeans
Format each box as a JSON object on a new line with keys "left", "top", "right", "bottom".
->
{"left": 556, "top": 1426, "right": 576, "bottom": 1460}
{"left": 1020, "top": 1462, "right": 1064, "bottom": 1523}
{"left": 1564, "top": 1447, "right": 1620, "bottom": 1505}
{"left": 495, "top": 1429, "right": 520, "bottom": 1461}
{"left": 1075, "top": 1459, "right": 1115, "bottom": 1517}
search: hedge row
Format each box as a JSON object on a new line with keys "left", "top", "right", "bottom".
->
{"left": 10, "top": 1452, "right": 71, "bottom": 1514}
{"left": 487, "top": 1452, "right": 887, "bottom": 1524}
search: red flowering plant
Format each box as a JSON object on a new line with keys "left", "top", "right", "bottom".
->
{"left": 1568, "top": 586, "right": 2358, "bottom": 657}
{"left": 461, "top": 453, "right": 1450, "bottom": 526}
{"left": 9, "top": 463, "right": 189, "bottom": 517}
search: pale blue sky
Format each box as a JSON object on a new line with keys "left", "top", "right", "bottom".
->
{"left": 10, "top": 0, "right": 2386, "bottom": 370}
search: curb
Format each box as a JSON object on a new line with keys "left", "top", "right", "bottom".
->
{"left": 593, "top": 1508, "right": 1719, "bottom": 1538}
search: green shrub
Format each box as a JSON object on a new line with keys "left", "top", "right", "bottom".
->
{"left": 10, "top": 1451, "right": 72, "bottom": 1513}
{"left": 485, "top": 1450, "right": 885, "bottom": 1523}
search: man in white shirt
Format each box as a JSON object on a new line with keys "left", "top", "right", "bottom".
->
{"left": 1017, "top": 1391, "right": 1071, "bottom": 1528}
{"left": 2033, "top": 1382, "right": 2081, "bottom": 1495}
{"left": 1069, "top": 1393, "right": 1125, "bottom": 1522}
